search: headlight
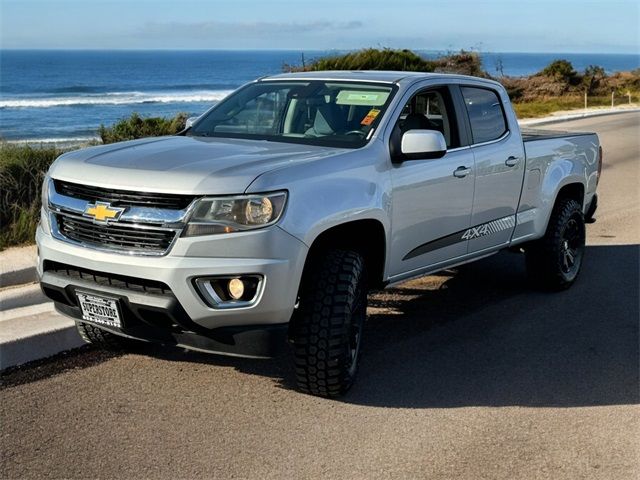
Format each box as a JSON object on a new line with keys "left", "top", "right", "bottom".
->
{"left": 183, "top": 191, "right": 287, "bottom": 237}
{"left": 41, "top": 176, "right": 50, "bottom": 209}
{"left": 39, "top": 176, "right": 51, "bottom": 234}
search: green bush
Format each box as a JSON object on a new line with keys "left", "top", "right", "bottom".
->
{"left": 540, "top": 59, "right": 578, "bottom": 84}
{"left": 288, "top": 48, "right": 488, "bottom": 77}
{"left": 99, "top": 112, "right": 188, "bottom": 144}
{"left": 582, "top": 65, "right": 606, "bottom": 95}
{"left": 431, "top": 50, "right": 486, "bottom": 77}
{"left": 0, "top": 143, "right": 63, "bottom": 249}
{"left": 289, "top": 48, "right": 437, "bottom": 72}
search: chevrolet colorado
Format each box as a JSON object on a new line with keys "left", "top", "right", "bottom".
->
{"left": 38, "top": 71, "right": 601, "bottom": 397}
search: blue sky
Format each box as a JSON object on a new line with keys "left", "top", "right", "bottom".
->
{"left": 1, "top": 0, "right": 638, "bottom": 53}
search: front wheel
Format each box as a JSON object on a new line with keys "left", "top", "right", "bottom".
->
{"left": 525, "top": 198, "right": 586, "bottom": 290}
{"left": 290, "top": 249, "right": 367, "bottom": 398}
{"left": 76, "top": 322, "right": 137, "bottom": 351}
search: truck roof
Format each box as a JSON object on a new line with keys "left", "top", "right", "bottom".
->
{"left": 262, "top": 70, "right": 500, "bottom": 87}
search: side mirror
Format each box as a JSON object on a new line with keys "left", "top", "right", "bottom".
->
{"left": 400, "top": 130, "right": 447, "bottom": 160}
{"left": 185, "top": 116, "right": 199, "bottom": 128}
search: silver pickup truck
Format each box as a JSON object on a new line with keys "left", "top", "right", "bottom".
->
{"left": 38, "top": 71, "right": 600, "bottom": 397}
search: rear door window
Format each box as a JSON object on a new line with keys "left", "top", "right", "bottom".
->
{"left": 460, "top": 87, "right": 507, "bottom": 144}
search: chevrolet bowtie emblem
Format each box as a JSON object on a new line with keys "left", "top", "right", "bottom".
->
{"left": 83, "top": 202, "right": 125, "bottom": 224}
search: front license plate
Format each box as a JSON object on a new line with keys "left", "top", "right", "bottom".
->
{"left": 77, "top": 292, "right": 122, "bottom": 328}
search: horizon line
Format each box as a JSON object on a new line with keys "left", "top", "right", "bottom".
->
{"left": 1, "top": 48, "right": 638, "bottom": 56}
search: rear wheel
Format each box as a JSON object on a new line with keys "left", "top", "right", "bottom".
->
{"left": 290, "top": 249, "right": 367, "bottom": 397}
{"left": 525, "top": 198, "right": 586, "bottom": 290}
{"left": 76, "top": 322, "right": 136, "bottom": 350}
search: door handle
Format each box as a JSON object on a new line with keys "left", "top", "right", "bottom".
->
{"left": 505, "top": 156, "right": 520, "bottom": 167}
{"left": 453, "top": 166, "right": 471, "bottom": 178}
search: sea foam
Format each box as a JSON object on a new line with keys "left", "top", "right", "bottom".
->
{"left": 0, "top": 90, "right": 234, "bottom": 109}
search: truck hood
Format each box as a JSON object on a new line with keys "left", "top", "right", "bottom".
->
{"left": 49, "top": 136, "right": 346, "bottom": 195}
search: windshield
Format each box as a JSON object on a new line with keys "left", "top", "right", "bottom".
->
{"left": 188, "top": 80, "right": 397, "bottom": 148}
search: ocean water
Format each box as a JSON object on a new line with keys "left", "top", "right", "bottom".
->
{"left": 1, "top": 50, "right": 638, "bottom": 143}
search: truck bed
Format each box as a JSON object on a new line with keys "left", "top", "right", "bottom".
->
{"left": 521, "top": 127, "right": 594, "bottom": 142}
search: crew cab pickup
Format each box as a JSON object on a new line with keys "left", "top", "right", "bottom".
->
{"left": 38, "top": 71, "right": 601, "bottom": 397}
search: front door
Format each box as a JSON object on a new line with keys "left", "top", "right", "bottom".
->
{"left": 388, "top": 86, "right": 475, "bottom": 278}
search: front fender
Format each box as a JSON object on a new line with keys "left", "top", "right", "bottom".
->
{"left": 246, "top": 142, "right": 393, "bottom": 270}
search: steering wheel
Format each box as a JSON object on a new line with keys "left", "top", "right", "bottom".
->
{"left": 345, "top": 130, "right": 366, "bottom": 137}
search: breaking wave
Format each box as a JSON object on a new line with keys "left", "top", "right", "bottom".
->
{"left": 5, "top": 136, "right": 99, "bottom": 145}
{"left": 0, "top": 90, "right": 233, "bottom": 109}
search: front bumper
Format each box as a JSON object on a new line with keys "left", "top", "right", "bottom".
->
{"left": 47, "top": 281, "right": 288, "bottom": 358}
{"left": 37, "top": 223, "right": 308, "bottom": 357}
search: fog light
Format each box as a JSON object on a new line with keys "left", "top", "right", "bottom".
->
{"left": 193, "top": 275, "right": 262, "bottom": 308}
{"left": 227, "top": 278, "right": 245, "bottom": 300}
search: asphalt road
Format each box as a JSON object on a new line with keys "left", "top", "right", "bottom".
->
{"left": 2, "top": 112, "right": 638, "bottom": 480}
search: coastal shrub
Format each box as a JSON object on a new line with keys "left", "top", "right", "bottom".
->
{"left": 430, "top": 50, "right": 486, "bottom": 77}
{"left": 287, "top": 48, "right": 488, "bottom": 77}
{"left": 502, "top": 82, "right": 525, "bottom": 102}
{"left": 0, "top": 143, "right": 63, "bottom": 249}
{"left": 539, "top": 59, "right": 578, "bottom": 84}
{"left": 609, "top": 70, "right": 640, "bottom": 94}
{"left": 582, "top": 65, "right": 607, "bottom": 95}
{"left": 288, "top": 48, "right": 436, "bottom": 72}
{"left": 99, "top": 112, "right": 188, "bottom": 144}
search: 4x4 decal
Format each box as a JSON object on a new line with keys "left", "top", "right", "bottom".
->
{"left": 461, "top": 217, "right": 516, "bottom": 240}
{"left": 404, "top": 216, "right": 516, "bottom": 260}
{"left": 461, "top": 224, "right": 492, "bottom": 240}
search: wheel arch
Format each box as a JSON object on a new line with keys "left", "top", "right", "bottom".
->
{"left": 534, "top": 178, "right": 586, "bottom": 241}
{"left": 555, "top": 182, "right": 585, "bottom": 209}
{"left": 543, "top": 180, "right": 586, "bottom": 232}
{"left": 302, "top": 218, "right": 388, "bottom": 290}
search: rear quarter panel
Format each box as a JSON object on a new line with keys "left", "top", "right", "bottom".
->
{"left": 512, "top": 133, "right": 599, "bottom": 243}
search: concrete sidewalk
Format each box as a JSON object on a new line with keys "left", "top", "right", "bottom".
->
{"left": 0, "top": 245, "right": 37, "bottom": 288}
{"left": 0, "top": 245, "right": 85, "bottom": 370}
{"left": 0, "top": 304, "right": 84, "bottom": 370}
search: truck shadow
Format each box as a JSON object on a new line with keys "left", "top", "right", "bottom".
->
{"left": 346, "top": 243, "right": 639, "bottom": 408}
{"left": 146, "top": 244, "right": 639, "bottom": 409}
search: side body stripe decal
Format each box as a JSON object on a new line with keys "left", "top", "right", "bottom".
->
{"left": 403, "top": 215, "right": 516, "bottom": 260}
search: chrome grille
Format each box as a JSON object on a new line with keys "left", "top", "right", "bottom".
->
{"left": 56, "top": 214, "right": 176, "bottom": 254}
{"left": 54, "top": 180, "right": 196, "bottom": 210}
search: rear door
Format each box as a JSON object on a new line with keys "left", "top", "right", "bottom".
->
{"left": 458, "top": 85, "right": 526, "bottom": 253}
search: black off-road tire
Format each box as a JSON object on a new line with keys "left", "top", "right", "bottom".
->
{"left": 290, "top": 249, "right": 367, "bottom": 398}
{"left": 525, "top": 198, "right": 586, "bottom": 291}
{"left": 76, "top": 322, "right": 136, "bottom": 350}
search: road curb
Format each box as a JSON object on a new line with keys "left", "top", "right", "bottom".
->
{"left": 0, "top": 306, "right": 85, "bottom": 370}
{"left": 0, "top": 322, "right": 85, "bottom": 370}
{"left": 0, "top": 283, "right": 47, "bottom": 312}
{"left": 0, "top": 245, "right": 38, "bottom": 289}
{"left": 0, "top": 266, "right": 38, "bottom": 289}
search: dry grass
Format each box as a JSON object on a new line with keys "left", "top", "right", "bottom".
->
{"left": 513, "top": 95, "right": 639, "bottom": 118}
{"left": 0, "top": 143, "right": 63, "bottom": 249}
